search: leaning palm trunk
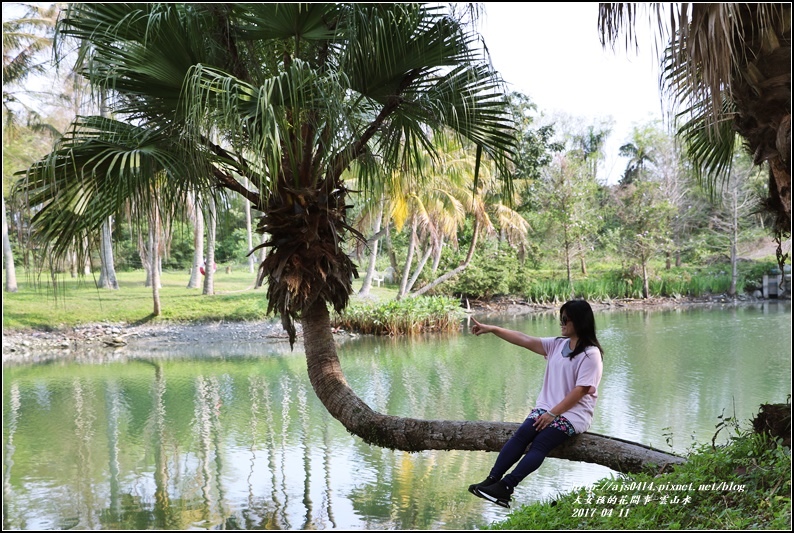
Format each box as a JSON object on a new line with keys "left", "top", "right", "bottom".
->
{"left": 301, "top": 298, "right": 683, "bottom": 474}
{"left": 413, "top": 219, "right": 480, "bottom": 296}
{"left": 358, "top": 198, "right": 385, "bottom": 297}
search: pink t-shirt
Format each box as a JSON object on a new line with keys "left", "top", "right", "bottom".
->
{"left": 537, "top": 337, "right": 603, "bottom": 434}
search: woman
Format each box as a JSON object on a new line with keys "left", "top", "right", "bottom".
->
{"left": 467, "top": 299, "right": 604, "bottom": 508}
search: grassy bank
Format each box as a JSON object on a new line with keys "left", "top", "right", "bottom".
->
{"left": 1, "top": 267, "right": 401, "bottom": 331}
{"left": 2, "top": 268, "right": 271, "bottom": 330}
{"left": 1, "top": 260, "right": 783, "bottom": 332}
{"left": 486, "top": 416, "right": 791, "bottom": 530}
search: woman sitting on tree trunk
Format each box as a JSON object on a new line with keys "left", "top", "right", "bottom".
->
{"left": 467, "top": 299, "right": 604, "bottom": 508}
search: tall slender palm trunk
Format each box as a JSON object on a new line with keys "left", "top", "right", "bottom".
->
{"left": 2, "top": 196, "right": 18, "bottom": 292}
{"left": 187, "top": 193, "right": 204, "bottom": 289}
{"left": 150, "top": 207, "right": 161, "bottom": 316}
{"left": 98, "top": 216, "right": 118, "bottom": 289}
{"left": 203, "top": 199, "right": 216, "bottom": 296}
{"left": 245, "top": 198, "right": 255, "bottom": 274}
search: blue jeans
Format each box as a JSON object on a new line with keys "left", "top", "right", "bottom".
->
{"left": 489, "top": 415, "right": 571, "bottom": 489}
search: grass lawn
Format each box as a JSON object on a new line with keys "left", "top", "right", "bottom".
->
{"left": 2, "top": 267, "right": 399, "bottom": 331}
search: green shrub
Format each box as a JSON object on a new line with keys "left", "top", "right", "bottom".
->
{"left": 332, "top": 295, "right": 466, "bottom": 335}
{"left": 447, "top": 246, "right": 520, "bottom": 298}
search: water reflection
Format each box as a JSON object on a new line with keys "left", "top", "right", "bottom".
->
{"left": 2, "top": 302, "right": 790, "bottom": 530}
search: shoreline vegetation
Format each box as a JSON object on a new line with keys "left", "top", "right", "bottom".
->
{"left": 2, "top": 276, "right": 791, "bottom": 364}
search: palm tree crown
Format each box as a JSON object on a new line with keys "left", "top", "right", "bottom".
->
{"left": 17, "top": 2, "right": 519, "bottom": 342}
{"left": 598, "top": 3, "right": 791, "bottom": 240}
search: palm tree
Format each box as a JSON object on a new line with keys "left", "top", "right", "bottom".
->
{"left": 618, "top": 141, "right": 655, "bottom": 186}
{"left": 598, "top": 3, "right": 791, "bottom": 254}
{"left": 3, "top": 2, "right": 60, "bottom": 292}
{"left": 15, "top": 3, "right": 678, "bottom": 471}
{"left": 2, "top": 2, "right": 60, "bottom": 118}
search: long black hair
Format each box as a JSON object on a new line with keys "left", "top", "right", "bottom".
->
{"left": 560, "top": 300, "right": 604, "bottom": 359}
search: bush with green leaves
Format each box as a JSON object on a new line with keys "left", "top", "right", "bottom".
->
{"left": 446, "top": 245, "right": 521, "bottom": 298}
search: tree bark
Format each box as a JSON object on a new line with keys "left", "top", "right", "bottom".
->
{"left": 406, "top": 244, "right": 433, "bottom": 293}
{"left": 729, "top": 186, "right": 739, "bottom": 297}
{"left": 96, "top": 92, "right": 118, "bottom": 290}
{"left": 397, "top": 218, "right": 418, "bottom": 299}
{"left": 150, "top": 207, "right": 161, "bottom": 316}
{"left": 641, "top": 259, "right": 650, "bottom": 299}
{"left": 245, "top": 196, "right": 255, "bottom": 274}
{"left": 203, "top": 198, "right": 217, "bottom": 296}
{"left": 69, "top": 249, "right": 77, "bottom": 278}
{"left": 97, "top": 216, "right": 119, "bottom": 289}
{"left": 187, "top": 193, "right": 204, "bottom": 289}
{"left": 358, "top": 197, "right": 385, "bottom": 297}
{"left": 82, "top": 236, "right": 91, "bottom": 275}
{"left": 141, "top": 230, "right": 152, "bottom": 287}
{"left": 2, "top": 195, "right": 18, "bottom": 293}
{"left": 412, "top": 218, "right": 479, "bottom": 297}
{"left": 301, "top": 298, "right": 685, "bottom": 475}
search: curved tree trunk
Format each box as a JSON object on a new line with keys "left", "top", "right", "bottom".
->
{"left": 412, "top": 218, "right": 479, "bottom": 297}
{"left": 358, "top": 197, "right": 385, "bottom": 297}
{"left": 301, "top": 298, "right": 684, "bottom": 475}
{"left": 406, "top": 244, "right": 433, "bottom": 293}
{"left": 397, "top": 218, "right": 418, "bottom": 299}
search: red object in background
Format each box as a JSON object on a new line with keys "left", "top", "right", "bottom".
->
{"left": 200, "top": 262, "right": 217, "bottom": 275}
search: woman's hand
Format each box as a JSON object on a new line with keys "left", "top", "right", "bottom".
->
{"left": 533, "top": 412, "right": 557, "bottom": 431}
{"left": 470, "top": 318, "right": 494, "bottom": 336}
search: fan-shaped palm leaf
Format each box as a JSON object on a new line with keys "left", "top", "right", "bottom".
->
{"left": 15, "top": 115, "right": 209, "bottom": 257}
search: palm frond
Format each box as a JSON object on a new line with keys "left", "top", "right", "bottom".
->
{"left": 13, "top": 115, "right": 209, "bottom": 259}
{"left": 677, "top": 98, "right": 738, "bottom": 202}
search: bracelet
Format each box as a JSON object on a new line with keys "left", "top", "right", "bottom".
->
{"left": 547, "top": 411, "right": 559, "bottom": 419}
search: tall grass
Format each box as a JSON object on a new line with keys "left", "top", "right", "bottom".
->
{"left": 519, "top": 271, "right": 738, "bottom": 303}
{"left": 332, "top": 296, "right": 466, "bottom": 335}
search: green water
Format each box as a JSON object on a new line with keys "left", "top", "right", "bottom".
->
{"left": 2, "top": 302, "right": 791, "bottom": 530}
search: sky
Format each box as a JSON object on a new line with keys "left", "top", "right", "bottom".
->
{"left": 4, "top": 2, "right": 666, "bottom": 185}
{"left": 477, "top": 2, "right": 666, "bottom": 184}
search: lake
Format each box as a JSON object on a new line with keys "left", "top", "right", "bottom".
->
{"left": 2, "top": 301, "right": 791, "bottom": 530}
